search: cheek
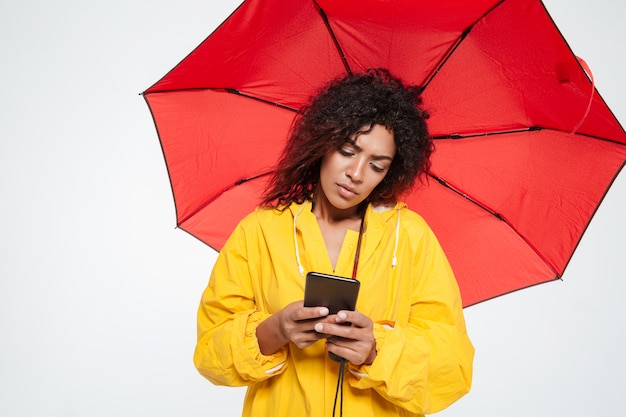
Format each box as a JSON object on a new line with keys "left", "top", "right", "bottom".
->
{"left": 318, "top": 159, "right": 337, "bottom": 187}
{"left": 370, "top": 176, "right": 386, "bottom": 191}
{"left": 320, "top": 153, "right": 343, "bottom": 174}
{"left": 319, "top": 156, "right": 332, "bottom": 177}
{"left": 368, "top": 171, "right": 390, "bottom": 193}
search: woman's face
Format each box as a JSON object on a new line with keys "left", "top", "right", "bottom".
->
{"left": 317, "top": 124, "right": 396, "bottom": 213}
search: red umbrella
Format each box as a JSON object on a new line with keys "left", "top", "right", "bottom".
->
{"left": 143, "top": 0, "right": 626, "bottom": 307}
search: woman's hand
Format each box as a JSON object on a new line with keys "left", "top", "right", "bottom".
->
{"left": 315, "top": 310, "right": 377, "bottom": 365}
{"left": 256, "top": 301, "right": 331, "bottom": 355}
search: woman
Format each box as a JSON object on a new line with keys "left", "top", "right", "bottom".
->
{"left": 194, "top": 69, "right": 474, "bottom": 417}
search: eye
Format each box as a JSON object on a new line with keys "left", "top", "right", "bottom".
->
{"left": 369, "top": 162, "right": 386, "bottom": 173}
{"left": 338, "top": 147, "right": 355, "bottom": 157}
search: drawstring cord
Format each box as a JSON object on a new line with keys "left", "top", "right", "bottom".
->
{"left": 332, "top": 360, "right": 346, "bottom": 417}
{"left": 391, "top": 206, "right": 401, "bottom": 268}
{"left": 293, "top": 204, "right": 306, "bottom": 276}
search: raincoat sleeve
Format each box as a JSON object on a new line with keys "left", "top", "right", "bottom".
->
{"left": 348, "top": 222, "right": 474, "bottom": 414}
{"left": 193, "top": 216, "right": 289, "bottom": 386}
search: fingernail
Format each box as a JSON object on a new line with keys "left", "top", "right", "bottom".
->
{"left": 315, "top": 323, "right": 324, "bottom": 332}
{"left": 338, "top": 311, "right": 347, "bottom": 320}
{"left": 319, "top": 307, "right": 329, "bottom": 316}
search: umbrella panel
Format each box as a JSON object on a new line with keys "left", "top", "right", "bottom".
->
{"left": 146, "top": 0, "right": 347, "bottom": 109}
{"left": 147, "top": 89, "right": 294, "bottom": 225}
{"left": 412, "top": 130, "right": 626, "bottom": 305}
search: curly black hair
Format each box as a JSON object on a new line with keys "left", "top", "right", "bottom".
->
{"left": 261, "top": 68, "right": 432, "bottom": 207}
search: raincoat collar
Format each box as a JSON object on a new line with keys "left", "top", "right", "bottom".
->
{"left": 289, "top": 200, "right": 406, "bottom": 276}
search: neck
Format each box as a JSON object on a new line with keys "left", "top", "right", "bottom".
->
{"left": 311, "top": 194, "right": 364, "bottom": 224}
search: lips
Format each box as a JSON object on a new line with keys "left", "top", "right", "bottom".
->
{"left": 337, "top": 183, "right": 358, "bottom": 196}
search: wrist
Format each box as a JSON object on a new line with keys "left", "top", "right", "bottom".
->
{"left": 364, "top": 341, "right": 377, "bottom": 365}
{"left": 257, "top": 313, "right": 287, "bottom": 355}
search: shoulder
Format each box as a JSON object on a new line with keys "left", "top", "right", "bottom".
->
{"left": 371, "top": 201, "right": 431, "bottom": 230}
{"left": 221, "top": 206, "right": 286, "bottom": 251}
{"left": 234, "top": 205, "right": 295, "bottom": 235}
{"left": 380, "top": 202, "right": 441, "bottom": 247}
{"left": 250, "top": 205, "right": 293, "bottom": 223}
{"left": 399, "top": 206, "right": 431, "bottom": 230}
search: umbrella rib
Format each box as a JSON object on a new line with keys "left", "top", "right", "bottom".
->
{"left": 464, "top": 278, "right": 562, "bottom": 308}
{"left": 224, "top": 89, "right": 299, "bottom": 112}
{"left": 313, "top": 1, "right": 352, "bottom": 75}
{"left": 144, "top": 87, "right": 300, "bottom": 112}
{"left": 421, "top": 0, "right": 506, "bottom": 92}
{"left": 420, "top": 28, "right": 470, "bottom": 93}
{"left": 432, "top": 126, "right": 542, "bottom": 140}
{"left": 433, "top": 125, "right": 626, "bottom": 147}
{"left": 428, "top": 172, "right": 561, "bottom": 278}
{"left": 177, "top": 172, "right": 274, "bottom": 227}
{"left": 429, "top": 173, "right": 504, "bottom": 221}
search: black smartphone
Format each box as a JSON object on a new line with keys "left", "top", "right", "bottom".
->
{"left": 303, "top": 272, "right": 360, "bottom": 314}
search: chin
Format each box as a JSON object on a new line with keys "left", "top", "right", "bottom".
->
{"left": 332, "top": 197, "right": 364, "bottom": 211}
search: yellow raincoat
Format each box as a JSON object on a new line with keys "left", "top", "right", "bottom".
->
{"left": 194, "top": 201, "right": 474, "bottom": 417}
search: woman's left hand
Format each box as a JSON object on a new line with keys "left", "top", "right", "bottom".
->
{"left": 314, "top": 310, "right": 377, "bottom": 365}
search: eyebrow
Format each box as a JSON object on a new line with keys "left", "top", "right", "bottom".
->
{"left": 345, "top": 139, "right": 394, "bottom": 161}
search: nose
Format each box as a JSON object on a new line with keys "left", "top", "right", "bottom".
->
{"left": 346, "top": 158, "right": 364, "bottom": 182}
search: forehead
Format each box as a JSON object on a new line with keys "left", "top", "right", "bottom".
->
{"left": 351, "top": 124, "right": 396, "bottom": 157}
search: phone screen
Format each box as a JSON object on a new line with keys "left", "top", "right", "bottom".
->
{"left": 303, "top": 272, "right": 360, "bottom": 314}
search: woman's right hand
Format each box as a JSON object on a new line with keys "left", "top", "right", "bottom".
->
{"left": 257, "top": 301, "right": 330, "bottom": 355}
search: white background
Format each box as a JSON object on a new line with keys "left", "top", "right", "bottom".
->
{"left": 1, "top": 1, "right": 624, "bottom": 416}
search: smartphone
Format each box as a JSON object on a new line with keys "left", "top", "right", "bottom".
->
{"left": 303, "top": 272, "right": 360, "bottom": 314}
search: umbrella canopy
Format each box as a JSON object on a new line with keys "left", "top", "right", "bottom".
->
{"left": 143, "top": 0, "right": 626, "bottom": 307}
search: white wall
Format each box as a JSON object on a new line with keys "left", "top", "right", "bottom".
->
{"left": 1, "top": 1, "right": 624, "bottom": 416}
